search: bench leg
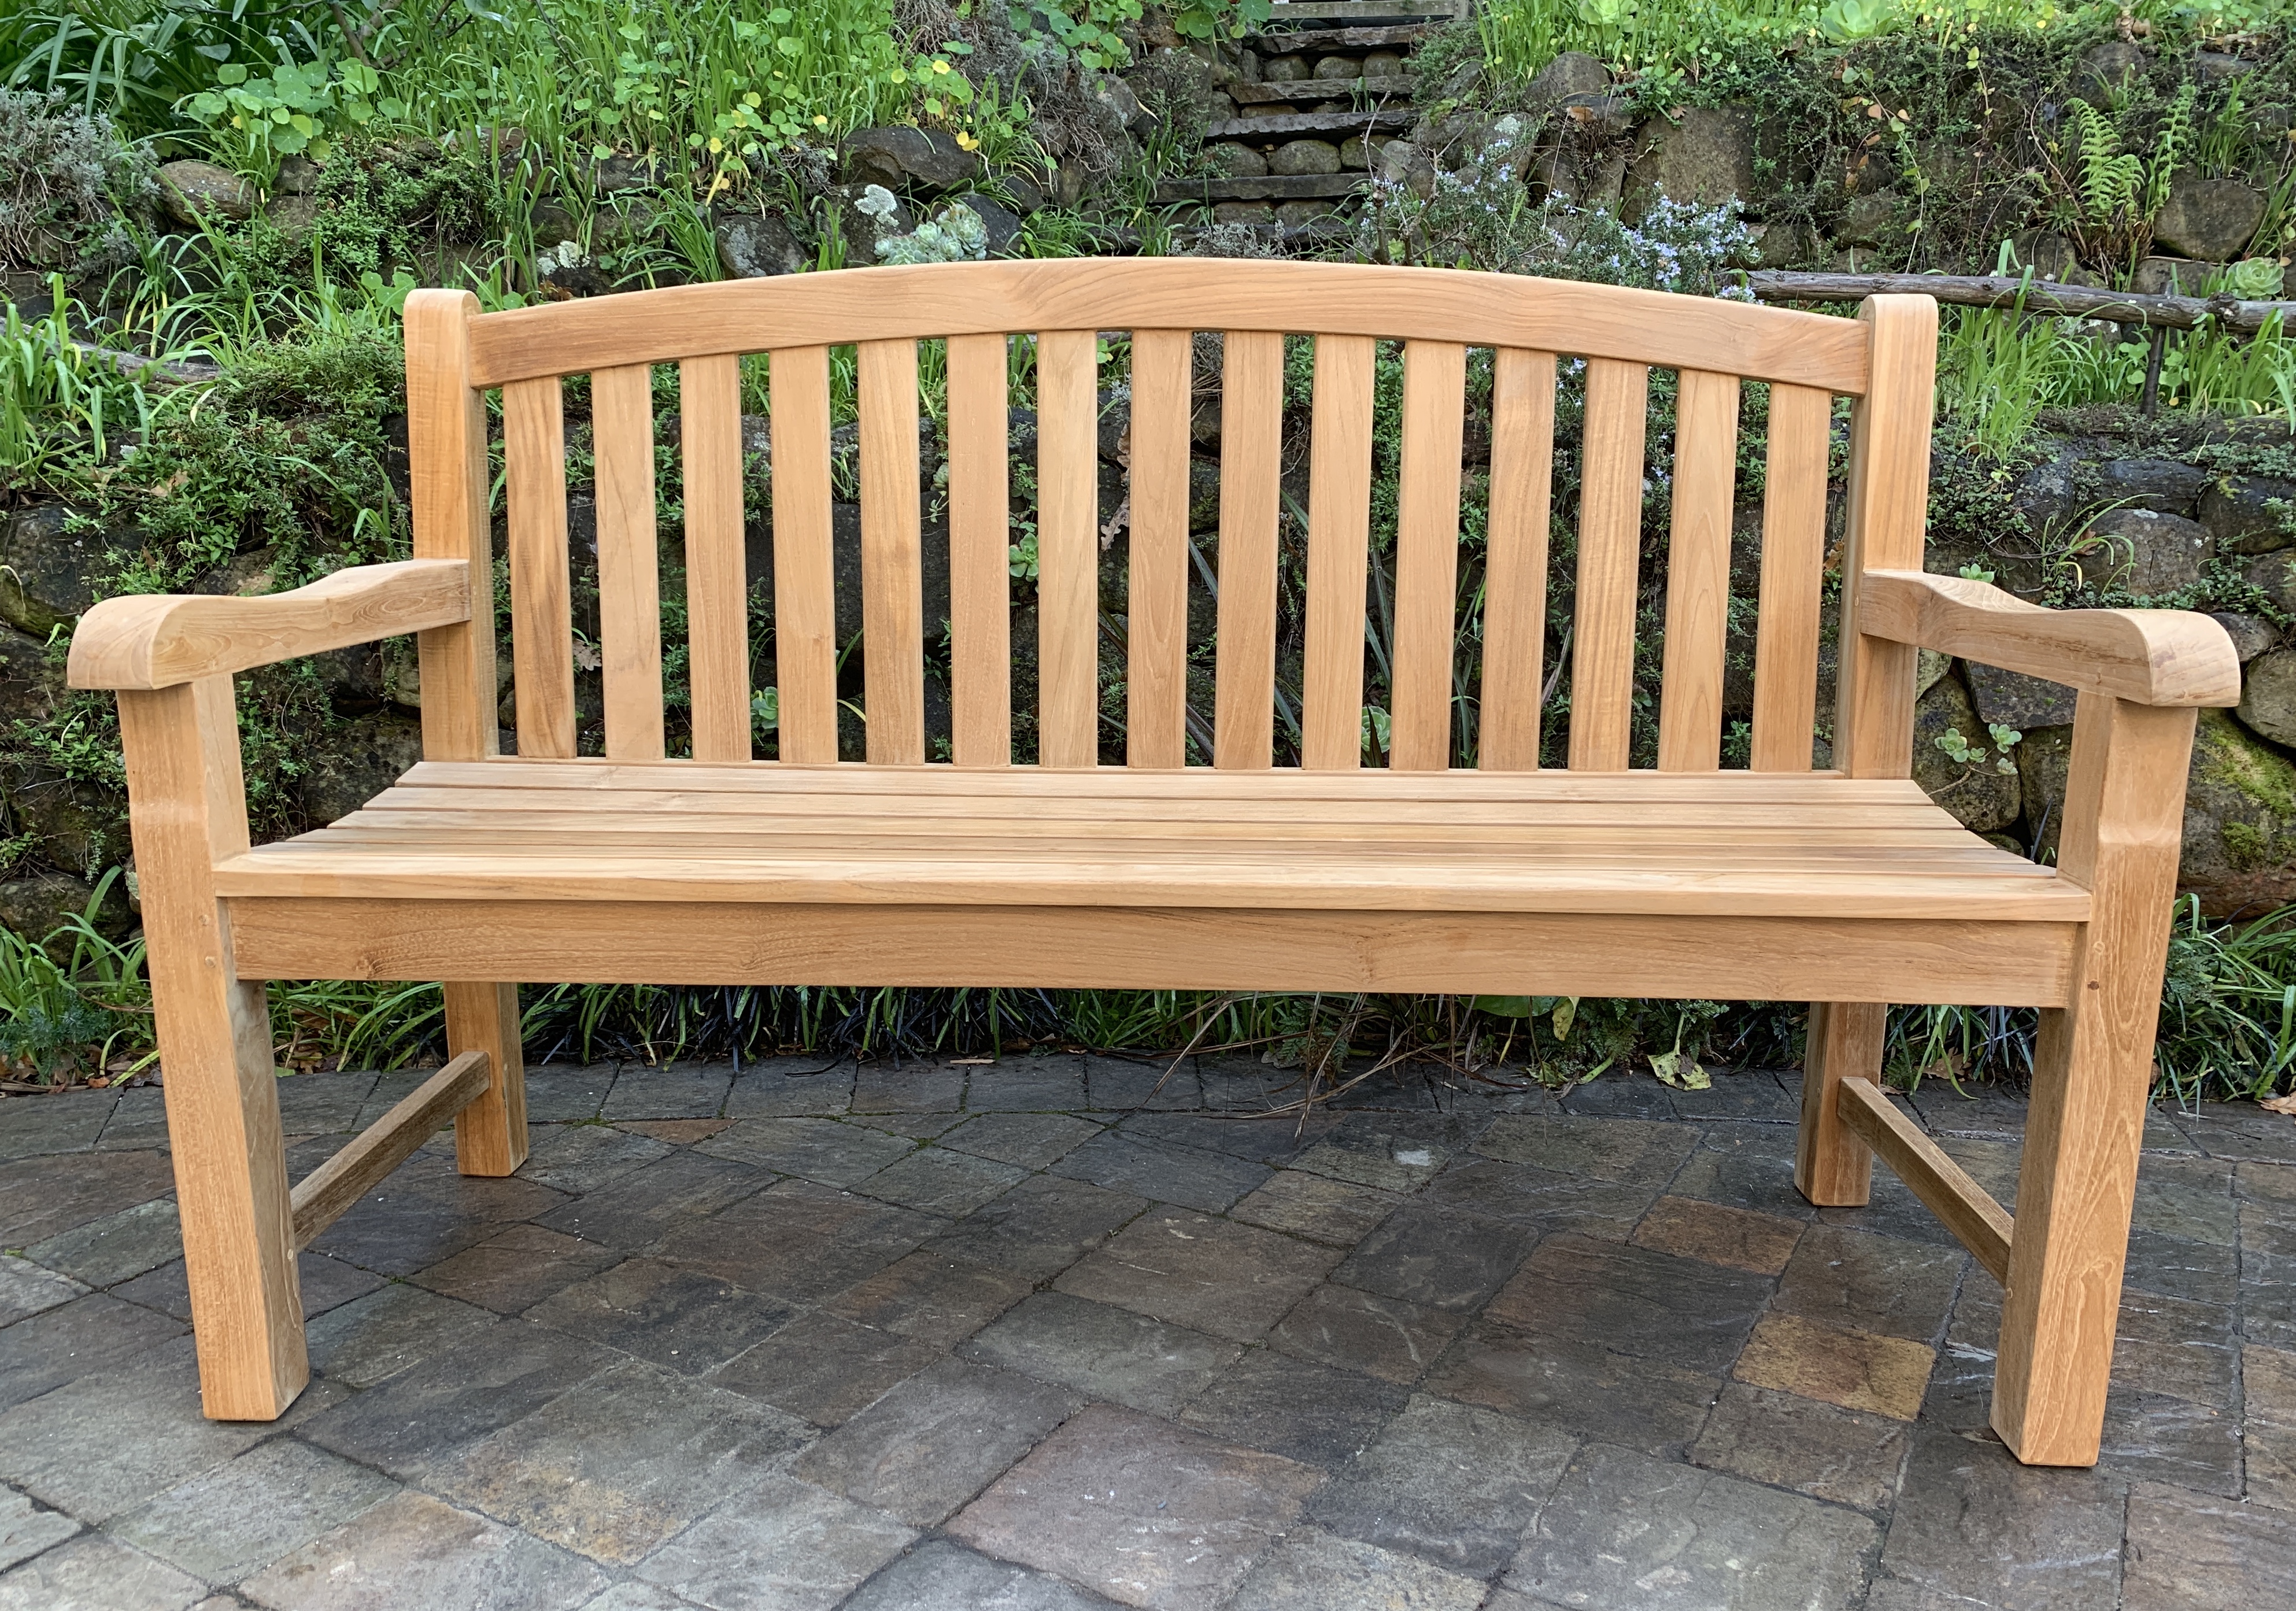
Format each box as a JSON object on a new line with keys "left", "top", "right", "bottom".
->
{"left": 1795, "top": 1000, "right": 1884, "bottom": 1206}
{"left": 1991, "top": 696, "right": 2192, "bottom": 1466}
{"left": 447, "top": 981, "right": 527, "bottom": 1176}
{"left": 121, "top": 681, "right": 308, "bottom": 1420}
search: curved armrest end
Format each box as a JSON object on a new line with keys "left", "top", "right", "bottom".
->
{"left": 1861, "top": 570, "right": 2242, "bottom": 709}
{"left": 66, "top": 560, "right": 472, "bottom": 692}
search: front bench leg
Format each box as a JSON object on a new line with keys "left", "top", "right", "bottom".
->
{"left": 446, "top": 982, "right": 527, "bottom": 1174}
{"left": 120, "top": 678, "right": 308, "bottom": 1420}
{"left": 1992, "top": 693, "right": 2195, "bottom": 1465}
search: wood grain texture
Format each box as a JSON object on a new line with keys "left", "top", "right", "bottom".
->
{"left": 464, "top": 261, "right": 1870, "bottom": 394}
{"left": 947, "top": 332, "right": 1012, "bottom": 767}
{"left": 592, "top": 363, "right": 665, "bottom": 762}
{"left": 215, "top": 763, "right": 2091, "bottom": 923}
{"left": 1833, "top": 295, "right": 1937, "bottom": 779}
{"left": 1656, "top": 369, "right": 1739, "bottom": 771}
{"left": 290, "top": 1051, "right": 491, "bottom": 1249}
{"left": 120, "top": 677, "right": 306, "bottom": 1420}
{"left": 504, "top": 378, "right": 576, "bottom": 757}
{"left": 1992, "top": 694, "right": 2199, "bottom": 1466}
{"left": 229, "top": 897, "right": 2076, "bottom": 1006}
{"left": 1390, "top": 340, "right": 1467, "bottom": 772}
{"left": 1037, "top": 330, "right": 1100, "bottom": 768}
{"left": 445, "top": 980, "right": 526, "bottom": 1175}
{"left": 1301, "top": 335, "right": 1376, "bottom": 770}
{"left": 1750, "top": 384, "right": 1832, "bottom": 772}
{"left": 1127, "top": 330, "right": 1193, "bottom": 768}
{"left": 681, "top": 354, "right": 750, "bottom": 762}
{"left": 1795, "top": 999, "right": 1884, "bottom": 1207}
{"left": 1214, "top": 331, "right": 1285, "bottom": 769}
{"left": 769, "top": 346, "right": 838, "bottom": 764}
{"left": 66, "top": 562, "right": 470, "bottom": 693}
{"left": 1567, "top": 359, "right": 1650, "bottom": 771}
{"left": 1858, "top": 571, "right": 2241, "bottom": 708}
{"left": 399, "top": 289, "right": 497, "bottom": 760}
{"left": 859, "top": 339, "right": 924, "bottom": 764}
{"left": 1478, "top": 348, "right": 1556, "bottom": 771}
{"left": 1837, "top": 1076, "right": 2014, "bottom": 1283}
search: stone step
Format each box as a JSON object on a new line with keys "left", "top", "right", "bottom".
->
{"left": 1230, "top": 75, "right": 1417, "bottom": 105}
{"left": 1242, "top": 23, "right": 1440, "bottom": 48}
{"left": 1255, "top": 0, "right": 1461, "bottom": 21}
{"left": 1204, "top": 108, "right": 1417, "bottom": 140}
{"left": 1155, "top": 173, "right": 1371, "bottom": 202}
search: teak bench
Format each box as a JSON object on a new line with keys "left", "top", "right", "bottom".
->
{"left": 69, "top": 262, "right": 2240, "bottom": 1466}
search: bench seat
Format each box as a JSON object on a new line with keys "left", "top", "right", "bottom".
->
{"left": 215, "top": 760, "right": 2087, "bottom": 922}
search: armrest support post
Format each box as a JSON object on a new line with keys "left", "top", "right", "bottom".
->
{"left": 117, "top": 674, "right": 307, "bottom": 1418}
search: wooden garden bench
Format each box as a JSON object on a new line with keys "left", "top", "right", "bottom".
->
{"left": 68, "top": 262, "right": 2239, "bottom": 1466}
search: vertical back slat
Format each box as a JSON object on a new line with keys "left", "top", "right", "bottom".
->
{"left": 1300, "top": 334, "right": 1376, "bottom": 770}
{"left": 1656, "top": 368, "right": 1741, "bottom": 771}
{"left": 681, "top": 354, "right": 748, "bottom": 762}
{"left": 1479, "top": 348, "right": 1556, "bottom": 771}
{"left": 1835, "top": 295, "right": 1938, "bottom": 778}
{"left": 592, "top": 363, "right": 665, "bottom": 762}
{"left": 404, "top": 289, "right": 497, "bottom": 760}
{"left": 947, "top": 334, "right": 1011, "bottom": 767}
{"left": 503, "top": 376, "right": 575, "bottom": 758}
{"left": 1566, "top": 359, "right": 1650, "bottom": 771}
{"left": 1127, "top": 329, "right": 1193, "bottom": 768}
{"left": 1389, "top": 340, "right": 1467, "bottom": 772}
{"left": 1037, "top": 330, "right": 1100, "bottom": 769}
{"left": 1750, "top": 383, "right": 1833, "bottom": 772}
{"left": 858, "top": 338, "right": 924, "bottom": 765}
{"left": 769, "top": 346, "right": 838, "bottom": 764}
{"left": 1214, "top": 331, "right": 1285, "bottom": 769}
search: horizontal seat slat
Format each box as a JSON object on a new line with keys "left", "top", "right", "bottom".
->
{"left": 394, "top": 758, "right": 1947, "bottom": 803}
{"left": 353, "top": 785, "right": 1975, "bottom": 826}
{"left": 322, "top": 813, "right": 2006, "bottom": 849}
{"left": 213, "top": 853, "right": 2086, "bottom": 919}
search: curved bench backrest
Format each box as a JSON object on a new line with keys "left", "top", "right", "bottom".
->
{"left": 403, "top": 260, "right": 1935, "bottom": 775}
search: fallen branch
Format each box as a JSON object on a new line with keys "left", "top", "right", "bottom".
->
{"left": 68, "top": 341, "right": 220, "bottom": 388}
{"left": 1740, "top": 269, "right": 2296, "bottom": 335}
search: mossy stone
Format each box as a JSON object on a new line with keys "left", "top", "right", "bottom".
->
{"left": 2182, "top": 709, "right": 2296, "bottom": 915}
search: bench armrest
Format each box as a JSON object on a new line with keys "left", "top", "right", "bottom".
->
{"left": 66, "top": 560, "right": 471, "bottom": 692}
{"left": 1857, "top": 570, "right": 2240, "bottom": 708}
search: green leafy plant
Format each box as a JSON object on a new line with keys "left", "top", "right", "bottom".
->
{"left": 182, "top": 55, "right": 405, "bottom": 182}
{"left": 0, "top": 274, "right": 193, "bottom": 484}
{"left": 0, "top": 873, "right": 146, "bottom": 1085}
{"left": 1935, "top": 722, "right": 2022, "bottom": 775}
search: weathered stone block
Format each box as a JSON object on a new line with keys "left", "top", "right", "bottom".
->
{"left": 2153, "top": 176, "right": 2268, "bottom": 261}
{"left": 2201, "top": 472, "right": 2296, "bottom": 555}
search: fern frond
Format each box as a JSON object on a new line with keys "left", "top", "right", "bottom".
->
{"left": 2144, "top": 82, "right": 2198, "bottom": 221}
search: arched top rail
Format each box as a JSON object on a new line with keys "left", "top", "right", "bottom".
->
{"left": 463, "top": 260, "right": 1880, "bottom": 394}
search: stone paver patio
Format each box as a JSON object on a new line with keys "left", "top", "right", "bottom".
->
{"left": 4, "top": 1053, "right": 2296, "bottom": 1609}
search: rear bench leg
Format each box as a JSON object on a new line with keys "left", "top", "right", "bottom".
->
{"left": 1795, "top": 1000, "right": 1886, "bottom": 1206}
{"left": 1992, "top": 694, "right": 2194, "bottom": 1465}
{"left": 120, "top": 679, "right": 308, "bottom": 1420}
{"left": 446, "top": 982, "right": 527, "bottom": 1175}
